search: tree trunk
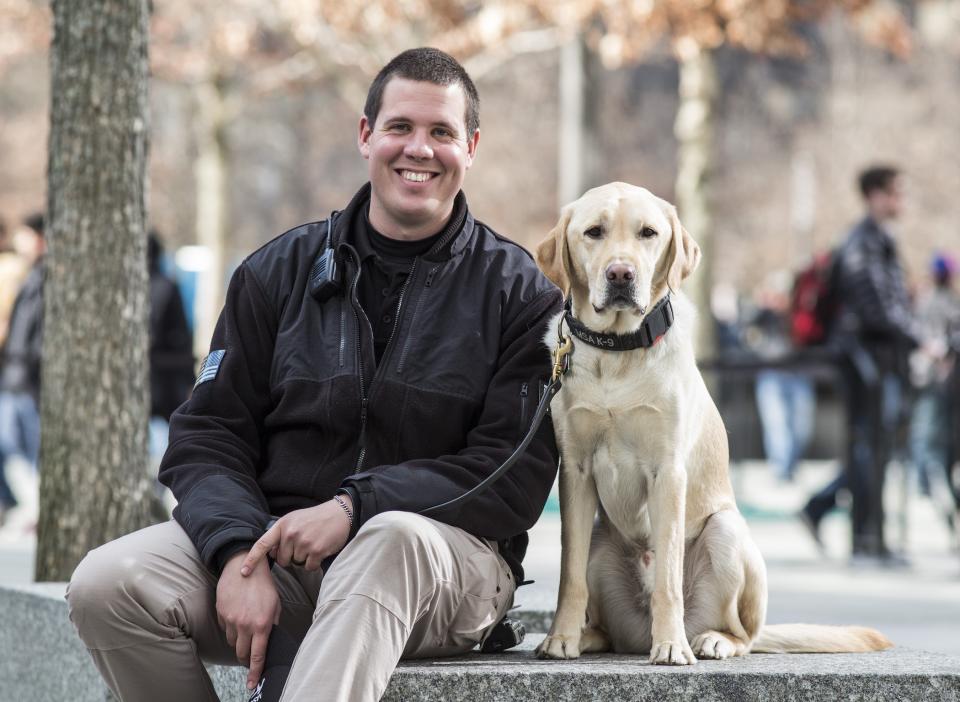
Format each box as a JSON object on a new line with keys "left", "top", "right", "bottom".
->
{"left": 557, "top": 36, "right": 585, "bottom": 209}
{"left": 191, "top": 75, "right": 230, "bottom": 360}
{"left": 37, "top": 0, "right": 153, "bottom": 581}
{"left": 557, "top": 35, "right": 602, "bottom": 209}
{"left": 674, "top": 45, "right": 717, "bottom": 360}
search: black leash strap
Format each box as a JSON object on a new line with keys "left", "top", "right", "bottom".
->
{"left": 419, "top": 325, "right": 573, "bottom": 517}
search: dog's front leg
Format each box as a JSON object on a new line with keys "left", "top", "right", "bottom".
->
{"left": 535, "top": 465, "right": 598, "bottom": 659}
{"left": 648, "top": 461, "right": 696, "bottom": 665}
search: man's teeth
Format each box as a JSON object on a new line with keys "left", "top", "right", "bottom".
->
{"left": 401, "top": 171, "right": 431, "bottom": 182}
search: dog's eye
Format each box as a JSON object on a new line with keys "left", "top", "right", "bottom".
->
{"left": 639, "top": 226, "right": 658, "bottom": 239}
{"left": 584, "top": 226, "right": 603, "bottom": 239}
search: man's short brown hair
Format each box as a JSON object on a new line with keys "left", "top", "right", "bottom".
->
{"left": 858, "top": 166, "right": 900, "bottom": 198}
{"left": 364, "top": 48, "right": 479, "bottom": 138}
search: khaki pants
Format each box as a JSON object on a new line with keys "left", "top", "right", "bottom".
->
{"left": 66, "top": 512, "right": 515, "bottom": 702}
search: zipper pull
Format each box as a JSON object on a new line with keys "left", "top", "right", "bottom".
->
{"left": 520, "top": 382, "right": 529, "bottom": 397}
{"left": 359, "top": 397, "right": 369, "bottom": 436}
{"left": 425, "top": 267, "right": 438, "bottom": 287}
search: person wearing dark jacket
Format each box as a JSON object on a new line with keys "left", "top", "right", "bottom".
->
{"left": 67, "top": 48, "right": 562, "bottom": 702}
{"left": 800, "top": 166, "right": 920, "bottom": 564}
{"left": 147, "top": 231, "right": 194, "bottom": 425}
{"left": 0, "top": 214, "right": 45, "bottom": 500}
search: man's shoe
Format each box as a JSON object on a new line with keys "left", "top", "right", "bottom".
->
{"left": 797, "top": 508, "right": 825, "bottom": 553}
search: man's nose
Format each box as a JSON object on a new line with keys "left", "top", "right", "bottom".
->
{"left": 605, "top": 263, "right": 636, "bottom": 286}
{"left": 404, "top": 131, "right": 433, "bottom": 160}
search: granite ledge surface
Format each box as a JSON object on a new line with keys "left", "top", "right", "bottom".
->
{"left": 3, "top": 584, "right": 958, "bottom": 702}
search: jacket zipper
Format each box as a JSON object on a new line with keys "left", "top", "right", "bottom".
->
{"left": 354, "top": 258, "right": 420, "bottom": 473}
{"left": 338, "top": 302, "right": 346, "bottom": 367}
{"left": 346, "top": 253, "right": 369, "bottom": 473}
{"left": 518, "top": 382, "right": 529, "bottom": 445}
{"left": 355, "top": 398, "right": 368, "bottom": 471}
{"left": 396, "top": 264, "right": 438, "bottom": 375}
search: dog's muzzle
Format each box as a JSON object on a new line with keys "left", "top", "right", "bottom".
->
{"left": 603, "top": 289, "right": 637, "bottom": 310}
{"left": 597, "top": 263, "right": 642, "bottom": 312}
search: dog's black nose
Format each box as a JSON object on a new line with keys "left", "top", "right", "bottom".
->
{"left": 605, "top": 263, "right": 635, "bottom": 286}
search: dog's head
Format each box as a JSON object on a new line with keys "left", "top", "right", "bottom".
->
{"left": 536, "top": 182, "right": 700, "bottom": 332}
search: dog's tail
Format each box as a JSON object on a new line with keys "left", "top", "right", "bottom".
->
{"left": 750, "top": 624, "right": 892, "bottom": 654}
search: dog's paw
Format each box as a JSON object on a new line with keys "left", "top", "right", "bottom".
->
{"left": 536, "top": 633, "right": 582, "bottom": 660}
{"left": 691, "top": 631, "right": 738, "bottom": 660}
{"left": 649, "top": 639, "right": 696, "bottom": 665}
{"left": 579, "top": 626, "right": 611, "bottom": 653}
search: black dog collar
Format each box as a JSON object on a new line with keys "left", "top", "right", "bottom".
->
{"left": 564, "top": 295, "right": 674, "bottom": 351}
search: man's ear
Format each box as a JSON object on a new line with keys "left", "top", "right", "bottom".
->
{"left": 464, "top": 128, "right": 479, "bottom": 169}
{"left": 536, "top": 208, "right": 572, "bottom": 297}
{"left": 357, "top": 114, "right": 372, "bottom": 159}
{"left": 666, "top": 206, "right": 701, "bottom": 292}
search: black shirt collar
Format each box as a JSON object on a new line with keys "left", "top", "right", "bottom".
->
{"left": 355, "top": 206, "right": 444, "bottom": 262}
{"left": 346, "top": 186, "right": 468, "bottom": 263}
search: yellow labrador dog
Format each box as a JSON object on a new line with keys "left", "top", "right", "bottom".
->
{"left": 534, "top": 182, "right": 891, "bottom": 664}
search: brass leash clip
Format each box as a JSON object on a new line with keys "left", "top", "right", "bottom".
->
{"left": 552, "top": 327, "right": 573, "bottom": 383}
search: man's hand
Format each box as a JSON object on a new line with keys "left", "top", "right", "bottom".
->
{"left": 241, "top": 496, "right": 353, "bottom": 575}
{"left": 216, "top": 551, "right": 281, "bottom": 690}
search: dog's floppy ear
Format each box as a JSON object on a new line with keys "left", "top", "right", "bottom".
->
{"left": 666, "top": 206, "right": 701, "bottom": 292}
{"left": 536, "top": 207, "right": 573, "bottom": 297}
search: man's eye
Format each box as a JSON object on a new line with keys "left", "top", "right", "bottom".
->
{"left": 389, "top": 123, "right": 410, "bottom": 132}
{"left": 433, "top": 128, "right": 452, "bottom": 138}
{"left": 639, "top": 227, "right": 658, "bottom": 239}
{"left": 584, "top": 226, "right": 603, "bottom": 239}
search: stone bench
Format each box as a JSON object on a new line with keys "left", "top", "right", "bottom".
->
{"left": 3, "top": 583, "right": 959, "bottom": 701}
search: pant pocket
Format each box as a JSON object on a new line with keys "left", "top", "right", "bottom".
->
{"left": 448, "top": 548, "right": 514, "bottom": 648}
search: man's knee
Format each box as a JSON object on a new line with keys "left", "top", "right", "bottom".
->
{"left": 354, "top": 511, "right": 447, "bottom": 556}
{"left": 66, "top": 525, "right": 200, "bottom": 648}
{"left": 67, "top": 540, "right": 147, "bottom": 638}
{"left": 321, "top": 512, "right": 448, "bottom": 598}
{"left": 315, "top": 512, "right": 459, "bottom": 628}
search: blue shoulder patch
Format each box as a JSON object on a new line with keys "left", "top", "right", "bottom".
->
{"left": 194, "top": 349, "right": 226, "bottom": 389}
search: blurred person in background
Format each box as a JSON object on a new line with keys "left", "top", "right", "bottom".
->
{"left": 908, "top": 252, "right": 960, "bottom": 543}
{"left": 0, "top": 216, "right": 27, "bottom": 522}
{"left": 745, "top": 271, "right": 815, "bottom": 483}
{"left": 0, "top": 213, "right": 45, "bottom": 534}
{"left": 0, "top": 217, "right": 33, "bottom": 347}
{"left": 147, "top": 230, "right": 195, "bottom": 515}
{"left": 799, "top": 166, "right": 919, "bottom": 566}
{"left": 147, "top": 231, "right": 194, "bottom": 454}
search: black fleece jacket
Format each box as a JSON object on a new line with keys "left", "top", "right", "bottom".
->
{"left": 834, "top": 216, "right": 919, "bottom": 348}
{"left": 159, "top": 184, "right": 562, "bottom": 578}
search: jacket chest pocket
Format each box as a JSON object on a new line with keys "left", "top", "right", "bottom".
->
{"left": 517, "top": 378, "right": 550, "bottom": 446}
{"left": 516, "top": 382, "right": 530, "bottom": 446}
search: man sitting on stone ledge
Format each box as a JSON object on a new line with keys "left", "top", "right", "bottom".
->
{"left": 66, "top": 47, "right": 561, "bottom": 702}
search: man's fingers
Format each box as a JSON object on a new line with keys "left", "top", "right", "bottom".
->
{"left": 276, "top": 537, "right": 296, "bottom": 568}
{"left": 224, "top": 623, "right": 237, "bottom": 649}
{"left": 241, "top": 526, "right": 280, "bottom": 575}
{"left": 247, "top": 629, "right": 270, "bottom": 690}
{"left": 235, "top": 629, "right": 252, "bottom": 666}
{"left": 304, "top": 552, "right": 325, "bottom": 572}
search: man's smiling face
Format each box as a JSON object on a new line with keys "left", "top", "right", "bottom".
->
{"left": 358, "top": 77, "right": 479, "bottom": 240}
